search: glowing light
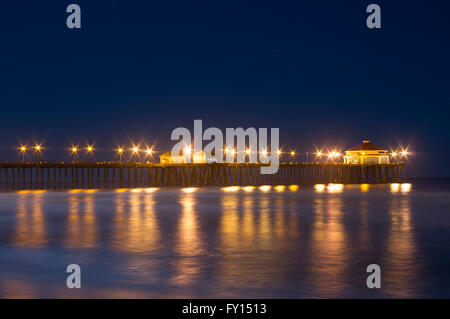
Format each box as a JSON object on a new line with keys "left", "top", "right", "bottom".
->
{"left": 184, "top": 146, "right": 191, "bottom": 154}
{"left": 243, "top": 186, "right": 255, "bottom": 192}
{"left": 391, "top": 152, "right": 398, "bottom": 157}
{"left": 224, "top": 147, "right": 230, "bottom": 154}
{"left": 259, "top": 185, "right": 271, "bottom": 192}
{"left": 261, "top": 150, "right": 268, "bottom": 156}
{"left": 19, "top": 145, "right": 27, "bottom": 152}
{"left": 360, "top": 184, "right": 370, "bottom": 192}
{"left": 401, "top": 183, "right": 412, "bottom": 193}
{"left": 314, "top": 184, "right": 326, "bottom": 192}
{"left": 17, "top": 190, "right": 47, "bottom": 194}
{"left": 86, "top": 145, "right": 94, "bottom": 153}
{"left": 277, "top": 149, "right": 282, "bottom": 156}
{"left": 69, "top": 189, "right": 98, "bottom": 194}
{"left": 182, "top": 187, "right": 197, "bottom": 193}
{"left": 71, "top": 146, "right": 78, "bottom": 153}
{"left": 245, "top": 149, "right": 251, "bottom": 155}
{"left": 274, "top": 185, "right": 285, "bottom": 192}
{"left": 132, "top": 147, "right": 139, "bottom": 154}
{"left": 290, "top": 151, "right": 295, "bottom": 156}
{"left": 401, "top": 150, "right": 408, "bottom": 157}
{"left": 327, "top": 183, "right": 343, "bottom": 193}
{"left": 288, "top": 185, "right": 299, "bottom": 191}
{"left": 34, "top": 144, "right": 42, "bottom": 151}
{"left": 316, "top": 151, "right": 322, "bottom": 157}
{"left": 390, "top": 183, "right": 400, "bottom": 193}
{"left": 230, "top": 149, "right": 236, "bottom": 156}
{"left": 146, "top": 148, "right": 153, "bottom": 155}
{"left": 117, "top": 147, "right": 124, "bottom": 154}
{"left": 222, "top": 186, "right": 240, "bottom": 192}
{"left": 145, "top": 187, "right": 158, "bottom": 193}
{"left": 328, "top": 151, "right": 341, "bottom": 159}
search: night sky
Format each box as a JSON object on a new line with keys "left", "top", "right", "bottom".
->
{"left": 0, "top": 0, "right": 449, "bottom": 176}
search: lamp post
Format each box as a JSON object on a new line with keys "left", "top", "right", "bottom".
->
{"left": 71, "top": 146, "right": 78, "bottom": 162}
{"left": 34, "top": 144, "right": 42, "bottom": 162}
{"left": 85, "top": 145, "right": 94, "bottom": 161}
{"left": 18, "top": 145, "right": 27, "bottom": 163}
{"left": 316, "top": 151, "right": 322, "bottom": 163}
{"left": 117, "top": 147, "right": 124, "bottom": 163}
{"left": 245, "top": 148, "right": 251, "bottom": 162}
{"left": 145, "top": 148, "right": 153, "bottom": 163}
{"left": 290, "top": 151, "right": 295, "bottom": 163}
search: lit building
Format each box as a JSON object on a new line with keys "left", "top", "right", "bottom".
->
{"left": 344, "top": 140, "right": 389, "bottom": 164}
{"left": 159, "top": 151, "right": 206, "bottom": 164}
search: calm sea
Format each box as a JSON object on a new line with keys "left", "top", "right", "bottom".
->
{"left": 0, "top": 180, "right": 449, "bottom": 298}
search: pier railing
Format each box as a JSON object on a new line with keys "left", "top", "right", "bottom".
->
{"left": 0, "top": 162, "right": 406, "bottom": 191}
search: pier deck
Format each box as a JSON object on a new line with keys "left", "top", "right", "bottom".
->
{"left": 0, "top": 162, "right": 406, "bottom": 191}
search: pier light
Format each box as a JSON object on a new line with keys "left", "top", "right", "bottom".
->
{"left": 245, "top": 148, "right": 251, "bottom": 155}
{"left": 316, "top": 151, "right": 322, "bottom": 157}
{"left": 391, "top": 151, "right": 398, "bottom": 157}
{"left": 230, "top": 148, "right": 236, "bottom": 156}
{"left": 290, "top": 151, "right": 295, "bottom": 157}
{"left": 18, "top": 145, "right": 27, "bottom": 162}
{"left": 34, "top": 144, "right": 43, "bottom": 162}
{"left": 71, "top": 145, "right": 79, "bottom": 161}
{"left": 117, "top": 147, "right": 124, "bottom": 163}
{"left": 184, "top": 146, "right": 192, "bottom": 155}
{"left": 146, "top": 148, "right": 153, "bottom": 156}
{"left": 261, "top": 149, "right": 268, "bottom": 157}
{"left": 86, "top": 145, "right": 94, "bottom": 153}
{"left": 224, "top": 147, "right": 230, "bottom": 154}
{"left": 132, "top": 146, "right": 139, "bottom": 154}
{"left": 401, "top": 150, "right": 408, "bottom": 157}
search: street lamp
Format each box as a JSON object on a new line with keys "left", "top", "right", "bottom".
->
{"left": 18, "top": 145, "right": 27, "bottom": 162}
{"left": 315, "top": 151, "right": 322, "bottom": 162}
{"left": 145, "top": 148, "right": 153, "bottom": 162}
{"left": 71, "top": 145, "right": 79, "bottom": 161}
{"left": 34, "top": 144, "right": 42, "bottom": 162}
{"left": 130, "top": 146, "right": 140, "bottom": 162}
{"left": 117, "top": 147, "right": 124, "bottom": 163}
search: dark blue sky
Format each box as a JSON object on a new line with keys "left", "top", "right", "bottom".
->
{"left": 0, "top": 0, "right": 449, "bottom": 176}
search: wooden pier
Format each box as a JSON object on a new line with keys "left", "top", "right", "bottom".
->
{"left": 0, "top": 162, "right": 406, "bottom": 191}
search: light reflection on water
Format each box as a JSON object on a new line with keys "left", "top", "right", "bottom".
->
{"left": 0, "top": 183, "right": 448, "bottom": 298}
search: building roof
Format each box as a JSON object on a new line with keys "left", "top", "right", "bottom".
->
{"left": 346, "top": 140, "right": 387, "bottom": 151}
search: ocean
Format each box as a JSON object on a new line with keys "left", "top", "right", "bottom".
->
{"left": 0, "top": 180, "right": 449, "bottom": 298}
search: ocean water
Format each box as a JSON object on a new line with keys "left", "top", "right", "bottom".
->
{"left": 0, "top": 181, "right": 450, "bottom": 298}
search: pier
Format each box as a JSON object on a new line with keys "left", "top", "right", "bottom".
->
{"left": 0, "top": 162, "right": 406, "bottom": 191}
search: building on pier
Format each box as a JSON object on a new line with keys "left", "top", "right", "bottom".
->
{"left": 344, "top": 140, "right": 390, "bottom": 164}
{"left": 159, "top": 151, "right": 207, "bottom": 164}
